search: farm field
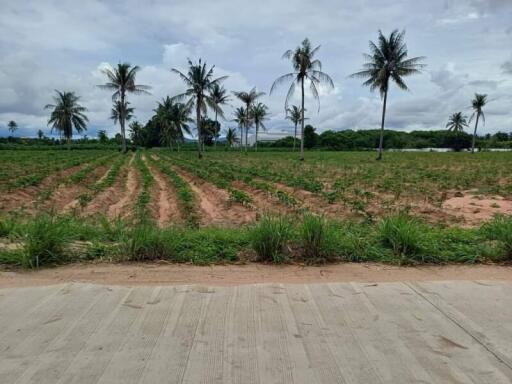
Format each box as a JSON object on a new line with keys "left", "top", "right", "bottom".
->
{"left": 1, "top": 149, "right": 512, "bottom": 268}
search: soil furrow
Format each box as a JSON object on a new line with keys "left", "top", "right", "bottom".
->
{"left": 107, "top": 156, "right": 141, "bottom": 221}
{"left": 173, "top": 167, "right": 256, "bottom": 226}
{"left": 145, "top": 158, "right": 181, "bottom": 227}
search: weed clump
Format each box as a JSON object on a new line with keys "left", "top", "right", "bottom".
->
{"left": 300, "top": 213, "right": 336, "bottom": 263}
{"left": 250, "top": 215, "right": 292, "bottom": 263}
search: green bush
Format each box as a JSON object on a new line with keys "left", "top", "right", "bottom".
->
{"left": 120, "top": 224, "right": 169, "bottom": 261}
{"left": 250, "top": 215, "right": 292, "bottom": 263}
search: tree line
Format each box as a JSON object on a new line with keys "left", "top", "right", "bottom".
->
{"left": 4, "top": 30, "right": 501, "bottom": 159}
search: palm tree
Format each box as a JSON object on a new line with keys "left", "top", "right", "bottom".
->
{"left": 233, "top": 106, "right": 250, "bottom": 151}
{"left": 351, "top": 30, "right": 426, "bottom": 160}
{"left": 111, "top": 101, "right": 134, "bottom": 141}
{"left": 37, "top": 129, "right": 44, "bottom": 140}
{"left": 45, "top": 90, "right": 88, "bottom": 149}
{"left": 154, "top": 97, "right": 192, "bottom": 151}
{"left": 225, "top": 127, "right": 238, "bottom": 149}
{"left": 469, "top": 93, "right": 487, "bottom": 154}
{"left": 446, "top": 112, "right": 468, "bottom": 132}
{"left": 209, "top": 83, "right": 230, "bottom": 147}
{"left": 271, "top": 38, "right": 333, "bottom": 161}
{"left": 171, "top": 58, "right": 227, "bottom": 158}
{"left": 233, "top": 87, "right": 264, "bottom": 152}
{"left": 285, "top": 105, "right": 306, "bottom": 151}
{"left": 7, "top": 120, "right": 17, "bottom": 134}
{"left": 251, "top": 103, "right": 268, "bottom": 151}
{"left": 98, "top": 63, "right": 151, "bottom": 153}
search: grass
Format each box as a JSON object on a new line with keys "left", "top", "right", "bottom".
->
{"left": 0, "top": 211, "right": 509, "bottom": 269}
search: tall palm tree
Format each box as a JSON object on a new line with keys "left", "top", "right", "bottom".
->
{"left": 171, "top": 58, "right": 227, "bottom": 158}
{"left": 233, "top": 106, "right": 250, "bottom": 151}
{"left": 98, "top": 63, "right": 151, "bottom": 153}
{"left": 469, "top": 93, "right": 487, "bottom": 154}
{"left": 111, "top": 101, "right": 134, "bottom": 139}
{"left": 351, "top": 30, "right": 426, "bottom": 160}
{"left": 233, "top": 87, "right": 264, "bottom": 152}
{"left": 225, "top": 127, "right": 238, "bottom": 149}
{"left": 446, "top": 112, "right": 468, "bottom": 132}
{"left": 285, "top": 105, "right": 306, "bottom": 151}
{"left": 7, "top": 120, "right": 17, "bottom": 134}
{"left": 209, "top": 83, "right": 230, "bottom": 147}
{"left": 252, "top": 102, "right": 269, "bottom": 151}
{"left": 271, "top": 38, "right": 333, "bottom": 161}
{"left": 45, "top": 90, "right": 88, "bottom": 149}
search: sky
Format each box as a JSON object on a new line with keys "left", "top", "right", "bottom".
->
{"left": 0, "top": 0, "right": 511, "bottom": 139}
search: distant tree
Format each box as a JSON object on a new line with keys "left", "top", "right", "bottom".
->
{"left": 285, "top": 105, "right": 306, "bottom": 151}
{"left": 200, "top": 118, "right": 219, "bottom": 146}
{"left": 37, "top": 129, "right": 44, "bottom": 140}
{"left": 233, "top": 87, "right": 264, "bottom": 152}
{"left": 446, "top": 112, "right": 468, "bottom": 133}
{"left": 153, "top": 97, "right": 192, "bottom": 151}
{"left": 251, "top": 102, "right": 269, "bottom": 151}
{"left": 303, "top": 124, "right": 317, "bottom": 149}
{"left": 171, "top": 58, "right": 227, "bottom": 158}
{"left": 233, "top": 106, "right": 250, "bottom": 150}
{"left": 271, "top": 38, "right": 333, "bottom": 161}
{"left": 98, "top": 63, "right": 151, "bottom": 152}
{"left": 351, "top": 30, "right": 426, "bottom": 160}
{"left": 225, "top": 127, "right": 239, "bottom": 148}
{"left": 209, "top": 83, "right": 230, "bottom": 147}
{"left": 7, "top": 120, "right": 17, "bottom": 134}
{"left": 128, "top": 121, "right": 143, "bottom": 146}
{"left": 97, "top": 129, "right": 108, "bottom": 143}
{"left": 114, "top": 133, "right": 123, "bottom": 145}
{"left": 45, "top": 90, "right": 88, "bottom": 149}
{"left": 469, "top": 93, "right": 487, "bottom": 154}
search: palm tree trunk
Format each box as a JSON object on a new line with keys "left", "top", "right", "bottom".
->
{"left": 240, "top": 126, "right": 243, "bottom": 151}
{"left": 300, "top": 77, "right": 305, "bottom": 161}
{"left": 214, "top": 110, "right": 218, "bottom": 149}
{"left": 245, "top": 104, "right": 249, "bottom": 154}
{"left": 377, "top": 87, "right": 388, "bottom": 161}
{"left": 293, "top": 123, "right": 297, "bottom": 151}
{"left": 471, "top": 113, "right": 480, "bottom": 154}
{"left": 120, "top": 92, "right": 127, "bottom": 153}
{"left": 196, "top": 100, "right": 202, "bottom": 159}
{"left": 255, "top": 122, "right": 258, "bottom": 152}
{"left": 67, "top": 137, "right": 71, "bottom": 150}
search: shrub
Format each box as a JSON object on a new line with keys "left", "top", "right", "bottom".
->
{"left": 250, "top": 215, "right": 292, "bottom": 263}
{"left": 379, "top": 214, "right": 425, "bottom": 264}
{"left": 481, "top": 215, "right": 512, "bottom": 260}
{"left": 300, "top": 213, "right": 336, "bottom": 263}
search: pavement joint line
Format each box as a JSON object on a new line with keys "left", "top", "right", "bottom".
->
{"left": 404, "top": 281, "right": 512, "bottom": 372}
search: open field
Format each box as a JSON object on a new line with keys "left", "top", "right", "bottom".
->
{"left": 1, "top": 149, "right": 512, "bottom": 268}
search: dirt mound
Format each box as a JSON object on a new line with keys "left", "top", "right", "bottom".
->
{"left": 442, "top": 192, "right": 512, "bottom": 226}
{"left": 82, "top": 165, "right": 128, "bottom": 217}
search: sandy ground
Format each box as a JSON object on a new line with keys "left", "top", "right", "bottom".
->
{"left": 1, "top": 262, "right": 511, "bottom": 288}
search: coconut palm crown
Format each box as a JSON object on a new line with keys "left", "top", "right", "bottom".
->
{"left": 233, "top": 87, "right": 264, "bottom": 152}
{"left": 446, "top": 112, "right": 468, "bottom": 133}
{"left": 351, "top": 30, "right": 426, "bottom": 160}
{"left": 251, "top": 102, "right": 269, "bottom": 151}
{"left": 45, "top": 90, "right": 88, "bottom": 149}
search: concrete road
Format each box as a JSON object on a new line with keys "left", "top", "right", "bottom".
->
{"left": 1, "top": 281, "right": 511, "bottom": 383}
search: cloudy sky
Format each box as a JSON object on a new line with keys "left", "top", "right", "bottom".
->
{"left": 0, "top": 0, "right": 511, "bottom": 138}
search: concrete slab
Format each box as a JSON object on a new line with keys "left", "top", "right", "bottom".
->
{"left": 1, "top": 281, "right": 511, "bottom": 383}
